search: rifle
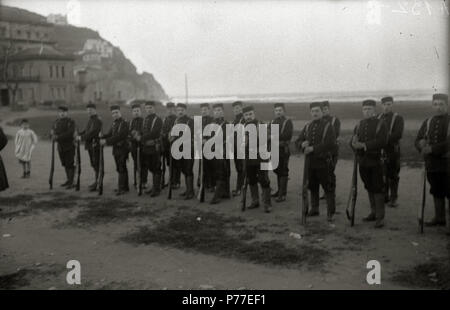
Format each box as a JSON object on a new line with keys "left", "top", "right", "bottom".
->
{"left": 97, "top": 133, "right": 105, "bottom": 196}
{"left": 346, "top": 151, "right": 358, "bottom": 226}
{"left": 161, "top": 153, "right": 167, "bottom": 189}
{"left": 241, "top": 158, "right": 248, "bottom": 212}
{"left": 197, "top": 157, "right": 205, "bottom": 202}
{"left": 301, "top": 153, "right": 310, "bottom": 225}
{"left": 137, "top": 144, "right": 142, "bottom": 196}
{"left": 168, "top": 154, "right": 173, "bottom": 199}
{"left": 75, "top": 134, "right": 81, "bottom": 191}
{"left": 418, "top": 164, "right": 426, "bottom": 233}
{"left": 49, "top": 139, "right": 55, "bottom": 190}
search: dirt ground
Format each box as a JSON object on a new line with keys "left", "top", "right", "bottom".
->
{"left": 0, "top": 107, "right": 448, "bottom": 290}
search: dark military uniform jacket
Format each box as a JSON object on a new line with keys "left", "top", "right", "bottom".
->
{"left": 323, "top": 115, "right": 341, "bottom": 157}
{"left": 80, "top": 115, "right": 102, "bottom": 150}
{"left": 211, "top": 117, "right": 228, "bottom": 154}
{"left": 378, "top": 112, "right": 404, "bottom": 155}
{"left": 271, "top": 116, "right": 293, "bottom": 155}
{"left": 173, "top": 115, "right": 194, "bottom": 156}
{"left": 142, "top": 113, "right": 163, "bottom": 155}
{"left": 233, "top": 113, "right": 245, "bottom": 156}
{"left": 244, "top": 119, "right": 270, "bottom": 167}
{"left": 161, "top": 114, "right": 177, "bottom": 151}
{"left": 52, "top": 117, "right": 76, "bottom": 152}
{"left": 296, "top": 118, "right": 336, "bottom": 169}
{"left": 104, "top": 117, "right": 129, "bottom": 156}
{"left": 201, "top": 115, "right": 215, "bottom": 146}
{"left": 129, "top": 117, "right": 144, "bottom": 152}
{"left": 415, "top": 113, "right": 450, "bottom": 172}
{"left": 352, "top": 116, "right": 388, "bottom": 167}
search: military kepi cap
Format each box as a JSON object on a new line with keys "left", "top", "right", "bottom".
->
{"left": 145, "top": 101, "right": 155, "bottom": 106}
{"left": 322, "top": 100, "right": 330, "bottom": 107}
{"left": 110, "top": 104, "right": 120, "bottom": 111}
{"left": 213, "top": 103, "right": 224, "bottom": 109}
{"left": 432, "top": 93, "right": 448, "bottom": 102}
{"left": 362, "top": 99, "right": 376, "bottom": 107}
{"left": 166, "top": 102, "right": 175, "bottom": 108}
{"left": 177, "top": 103, "right": 187, "bottom": 109}
{"left": 58, "top": 105, "right": 68, "bottom": 111}
{"left": 242, "top": 106, "right": 254, "bottom": 113}
{"left": 381, "top": 96, "right": 393, "bottom": 103}
{"left": 131, "top": 103, "right": 141, "bottom": 109}
{"left": 274, "top": 103, "right": 285, "bottom": 109}
{"left": 310, "top": 102, "right": 323, "bottom": 109}
{"left": 232, "top": 101, "right": 243, "bottom": 107}
{"left": 86, "top": 103, "right": 96, "bottom": 109}
{"left": 200, "top": 103, "right": 210, "bottom": 108}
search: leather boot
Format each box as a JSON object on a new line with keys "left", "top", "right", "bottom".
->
{"left": 89, "top": 171, "right": 98, "bottom": 191}
{"left": 150, "top": 174, "right": 161, "bottom": 197}
{"left": 374, "top": 193, "right": 385, "bottom": 228}
{"left": 262, "top": 187, "right": 272, "bottom": 213}
{"left": 248, "top": 184, "right": 260, "bottom": 209}
{"left": 60, "top": 168, "right": 70, "bottom": 187}
{"left": 308, "top": 190, "right": 320, "bottom": 216}
{"left": 425, "top": 197, "right": 446, "bottom": 226}
{"left": 363, "top": 192, "right": 376, "bottom": 221}
{"left": 210, "top": 181, "right": 224, "bottom": 204}
{"left": 271, "top": 176, "right": 280, "bottom": 197}
{"left": 388, "top": 179, "right": 399, "bottom": 208}
{"left": 325, "top": 191, "right": 336, "bottom": 222}
{"left": 275, "top": 176, "right": 287, "bottom": 202}
{"left": 65, "top": 167, "right": 75, "bottom": 189}
{"left": 184, "top": 176, "right": 195, "bottom": 200}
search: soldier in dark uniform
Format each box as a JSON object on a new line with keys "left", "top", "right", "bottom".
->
{"left": 351, "top": 99, "right": 388, "bottom": 228}
{"left": 232, "top": 101, "right": 246, "bottom": 196}
{"left": 242, "top": 106, "right": 272, "bottom": 213}
{"left": 141, "top": 101, "right": 163, "bottom": 197}
{"left": 171, "top": 103, "right": 195, "bottom": 200}
{"left": 415, "top": 93, "right": 449, "bottom": 229}
{"left": 0, "top": 126, "right": 9, "bottom": 192}
{"left": 51, "top": 106, "right": 76, "bottom": 189}
{"left": 128, "top": 102, "right": 147, "bottom": 190}
{"left": 270, "top": 103, "right": 293, "bottom": 202}
{"left": 77, "top": 102, "right": 102, "bottom": 192}
{"left": 320, "top": 101, "right": 340, "bottom": 201}
{"left": 209, "top": 103, "right": 231, "bottom": 204}
{"left": 161, "top": 102, "right": 180, "bottom": 189}
{"left": 199, "top": 103, "right": 216, "bottom": 192}
{"left": 100, "top": 105, "right": 130, "bottom": 195}
{"left": 378, "top": 96, "right": 404, "bottom": 207}
{"left": 295, "top": 102, "right": 336, "bottom": 222}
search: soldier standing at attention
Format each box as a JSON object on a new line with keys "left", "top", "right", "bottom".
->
{"left": 242, "top": 106, "right": 272, "bottom": 213}
{"left": 100, "top": 105, "right": 130, "bottom": 196}
{"left": 161, "top": 102, "right": 180, "bottom": 189}
{"left": 378, "top": 96, "right": 404, "bottom": 207}
{"left": 232, "top": 101, "right": 246, "bottom": 197}
{"left": 351, "top": 99, "right": 388, "bottom": 228}
{"left": 270, "top": 103, "right": 293, "bottom": 202}
{"left": 129, "top": 102, "right": 147, "bottom": 190}
{"left": 199, "top": 103, "right": 216, "bottom": 193}
{"left": 415, "top": 93, "right": 449, "bottom": 230}
{"left": 320, "top": 101, "right": 340, "bottom": 201}
{"left": 172, "top": 103, "right": 195, "bottom": 200}
{"left": 295, "top": 102, "right": 336, "bottom": 222}
{"left": 77, "top": 102, "right": 102, "bottom": 192}
{"left": 210, "top": 103, "right": 231, "bottom": 204}
{"left": 51, "top": 105, "right": 76, "bottom": 189}
{"left": 141, "top": 101, "right": 163, "bottom": 197}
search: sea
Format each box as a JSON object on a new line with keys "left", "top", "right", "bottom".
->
{"left": 170, "top": 89, "right": 437, "bottom": 105}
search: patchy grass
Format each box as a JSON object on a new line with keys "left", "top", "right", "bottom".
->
{"left": 392, "top": 257, "right": 450, "bottom": 290}
{"left": 0, "top": 194, "right": 34, "bottom": 207}
{"left": 121, "top": 210, "right": 330, "bottom": 268}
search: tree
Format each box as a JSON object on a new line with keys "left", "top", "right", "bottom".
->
{"left": 0, "top": 40, "right": 21, "bottom": 110}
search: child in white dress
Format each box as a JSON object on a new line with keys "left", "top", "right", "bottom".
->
{"left": 15, "top": 119, "right": 38, "bottom": 178}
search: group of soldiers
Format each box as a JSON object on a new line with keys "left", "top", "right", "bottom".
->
{"left": 50, "top": 93, "right": 449, "bottom": 233}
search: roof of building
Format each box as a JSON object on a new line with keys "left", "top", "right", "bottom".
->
{"left": 10, "top": 45, "right": 75, "bottom": 61}
{"left": 0, "top": 5, "right": 51, "bottom": 26}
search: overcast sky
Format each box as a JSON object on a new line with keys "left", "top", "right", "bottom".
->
{"left": 4, "top": 0, "right": 449, "bottom": 97}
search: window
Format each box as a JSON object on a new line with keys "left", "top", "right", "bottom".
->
{"left": 57, "top": 88, "right": 61, "bottom": 99}
{"left": 26, "top": 31, "right": 31, "bottom": 39}
{"left": 61, "top": 66, "right": 65, "bottom": 78}
{"left": 17, "top": 29, "right": 21, "bottom": 36}
{"left": 55, "top": 65, "right": 59, "bottom": 78}
{"left": 17, "top": 89, "right": 23, "bottom": 100}
{"left": 49, "top": 65, "right": 53, "bottom": 78}
{"left": 51, "top": 87, "right": 55, "bottom": 99}
{"left": 62, "top": 88, "right": 66, "bottom": 99}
